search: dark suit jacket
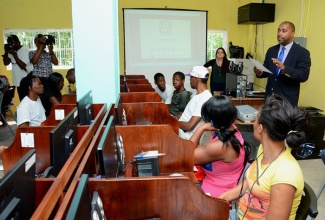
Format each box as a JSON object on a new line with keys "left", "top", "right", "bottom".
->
{"left": 257, "top": 42, "right": 311, "bottom": 106}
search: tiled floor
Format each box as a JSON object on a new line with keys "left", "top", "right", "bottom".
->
{"left": 0, "top": 117, "right": 324, "bottom": 218}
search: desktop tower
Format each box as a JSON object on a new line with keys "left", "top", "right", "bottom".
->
{"left": 225, "top": 73, "right": 247, "bottom": 98}
{"left": 136, "top": 157, "right": 160, "bottom": 176}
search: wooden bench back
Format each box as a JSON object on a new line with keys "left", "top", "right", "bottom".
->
{"left": 122, "top": 102, "right": 178, "bottom": 133}
{"left": 120, "top": 84, "right": 155, "bottom": 92}
{"left": 120, "top": 92, "right": 161, "bottom": 103}
{"left": 41, "top": 104, "right": 76, "bottom": 126}
{"left": 122, "top": 79, "right": 150, "bottom": 84}
{"left": 120, "top": 74, "right": 146, "bottom": 79}
{"left": 115, "top": 125, "right": 194, "bottom": 174}
{"left": 86, "top": 177, "right": 229, "bottom": 220}
{"left": 30, "top": 103, "right": 108, "bottom": 220}
{"left": 61, "top": 93, "right": 77, "bottom": 104}
{"left": 2, "top": 126, "right": 54, "bottom": 174}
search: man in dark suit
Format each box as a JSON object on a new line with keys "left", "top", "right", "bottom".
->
{"left": 254, "top": 21, "right": 311, "bottom": 106}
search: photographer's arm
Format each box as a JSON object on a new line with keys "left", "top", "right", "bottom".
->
{"left": 11, "top": 52, "right": 27, "bottom": 70}
{"left": 2, "top": 49, "right": 11, "bottom": 66}
{"left": 48, "top": 44, "right": 58, "bottom": 65}
{"left": 31, "top": 46, "right": 44, "bottom": 65}
{"left": 31, "top": 36, "right": 46, "bottom": 65}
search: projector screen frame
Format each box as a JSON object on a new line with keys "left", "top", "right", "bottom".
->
{"left": 123, "top": 8, "right": 208, "bottom": 93}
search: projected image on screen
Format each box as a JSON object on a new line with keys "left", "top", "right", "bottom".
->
{"left": 124, "top": 8, "right": 207, "bottom": 93}
{"left": 140, "top": 19, "right": 191, "bottom": 59}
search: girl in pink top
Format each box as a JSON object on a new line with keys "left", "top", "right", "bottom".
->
{"left": 190, "top": 95, "right": 245, "bottom": 198}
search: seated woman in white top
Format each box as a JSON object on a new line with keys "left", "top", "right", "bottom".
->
{"left": 17, "top": 73, "right": 46, "bottom": 127}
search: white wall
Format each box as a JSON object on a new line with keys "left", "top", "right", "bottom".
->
{"left": 71, "top": 0, "right": 120, "bottom": 105}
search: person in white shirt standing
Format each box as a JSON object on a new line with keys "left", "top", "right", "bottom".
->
{"left": 2, "top": 35, "right": 33, "bottom": 101}
{"left": 179, "top": 66, "right": 212, "bottom": 140}
{"left": 153, "top": 72, "right": 174, "bottom": 105}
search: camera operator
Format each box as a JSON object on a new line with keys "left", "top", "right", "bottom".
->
{"left": 29, "top": 34, "right": 58, "bottom": 85}
{"left": 2, "top": 35, "right": 33, "bottom": 101}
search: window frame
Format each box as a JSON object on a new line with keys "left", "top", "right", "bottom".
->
{"left": 207, "top": 29, "right": 228, "bottom": 61}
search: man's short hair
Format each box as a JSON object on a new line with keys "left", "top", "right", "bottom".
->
{"left": 20, "top": 73, "right": 37, "bottom": 99}
{"left": 154, "top": 72, "right": 164, "bottom": 82}
{"left": 9, "top": 35, "right": 19, "bottom": 42}
{"left": 173, "top": 71, "right": 185, "bottom": 80}
{"left": 282, "top": 21, "right": 295, "bottom": 32}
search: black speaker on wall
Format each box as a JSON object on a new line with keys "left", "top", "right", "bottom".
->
{"left": 238, "top": 3, "right": 275, "bottom": 24}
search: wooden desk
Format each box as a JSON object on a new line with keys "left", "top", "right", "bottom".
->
{"left": 50, "top": 119, "right": 227, "bottom": 219}
{"left": 120, "top": 74, "right": 146, "bottom": 79}
{"left": 120, "top": 92, "right": 161, "bottom": 103}
{"left": 86, "top": 177, "right": 229, "bottom": 220}
{"left": 121, "top": 84, "right": 155, "bottom": 92}
{"left": 122, "top": 102, "right": 179, "bottom": 134}
{"left": 231, "top": 97, "right": 264, "bottom": 110}
{"left": 41, "top": 104, "right": 76, "bottom": 126}
{"left": 30, "top": 103, "right": 108, "bottom": 220}
{"left": 61, "top": 93, "right": 76, "bottom": 104}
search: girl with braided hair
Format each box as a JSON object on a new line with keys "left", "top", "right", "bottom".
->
{"left": 190, "top": 95, "right": 245, "bottom": 198}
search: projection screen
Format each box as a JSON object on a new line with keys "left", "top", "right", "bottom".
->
{"left": 123, "top": 8, "right": 207, "bottom": 92}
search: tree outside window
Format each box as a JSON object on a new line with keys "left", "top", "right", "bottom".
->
{"left": 207, "top": 30, "right": 228, "bottom": 60}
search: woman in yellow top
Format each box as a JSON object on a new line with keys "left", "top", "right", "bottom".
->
{"left": 219, "top": 94, "right": 312, "bottom": 220}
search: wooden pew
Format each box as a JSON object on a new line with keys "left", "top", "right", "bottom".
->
{"left": 85, "top": 176, "right": 229, "bottom": 220}
{"left": 120, "top": 74, "right": 146, "bottom": 79}
{"left": 2, "top": 103, "right": 105, "bottom": 174}
{"left": 120, "top": 92, "right": 161, "bottom": 103}
{"left": 2, "top": 126, "right": 55, "bottom": 174}
{"left": 41, "top": 104, "right": 76, "bottom": 126}
{"left": 120, "top": 84, "right": 155, "bottom": 92}
{"left": 121, "top": 79, "right": 150, "bottom": 84}
{"left": 50, "top": 111, "right": 111, "bottom": 219}
{"left": 61, "top": 93, "right": 77, "bottom": 104}
{"left": 121, "top": 102, "right": 179, "bottom": 134}
{"left": 115, "top": 125, "right": 194, "bottom": 175}
{"left": 51, "top": 115, "right": 228, "bottom": 219}
{"left": 30, "top": 103, "right": 108, "bottom": 220}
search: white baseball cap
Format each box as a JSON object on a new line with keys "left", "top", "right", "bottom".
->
{"left": 185, "top": 66, "right": 209, "bottom": 79}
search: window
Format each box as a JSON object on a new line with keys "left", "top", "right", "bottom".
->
{"left": 207, "top": 30, "right": 228, "bottom": 60}
{"left": 3, "top": 29, "right": 74, "bottom": 69}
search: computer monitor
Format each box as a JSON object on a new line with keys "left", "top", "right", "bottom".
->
{"left": 50, "top": 107, "right": 78, "bottom": 176}
{"left": 0, "top": 149, "right": 36, "bottom": 219}
{"left": 97, "top": 115, "right": 119, "bottom": 178}
{"left": 77, "top": 90, "right": 93, "bottom": 125}
{"left": 65, "top": 174, "right": 92, "bottom": 219}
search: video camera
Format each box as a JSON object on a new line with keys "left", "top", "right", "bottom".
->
{"left": 4, "top": 36, "right": 14, "bottom": 51}
{"left": 37, "top": 34, "right": 55, "bottom": 45}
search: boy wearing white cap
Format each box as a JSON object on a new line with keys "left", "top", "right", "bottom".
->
{"left": 178, "top": 66, "right": 212, "bottom": 140}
